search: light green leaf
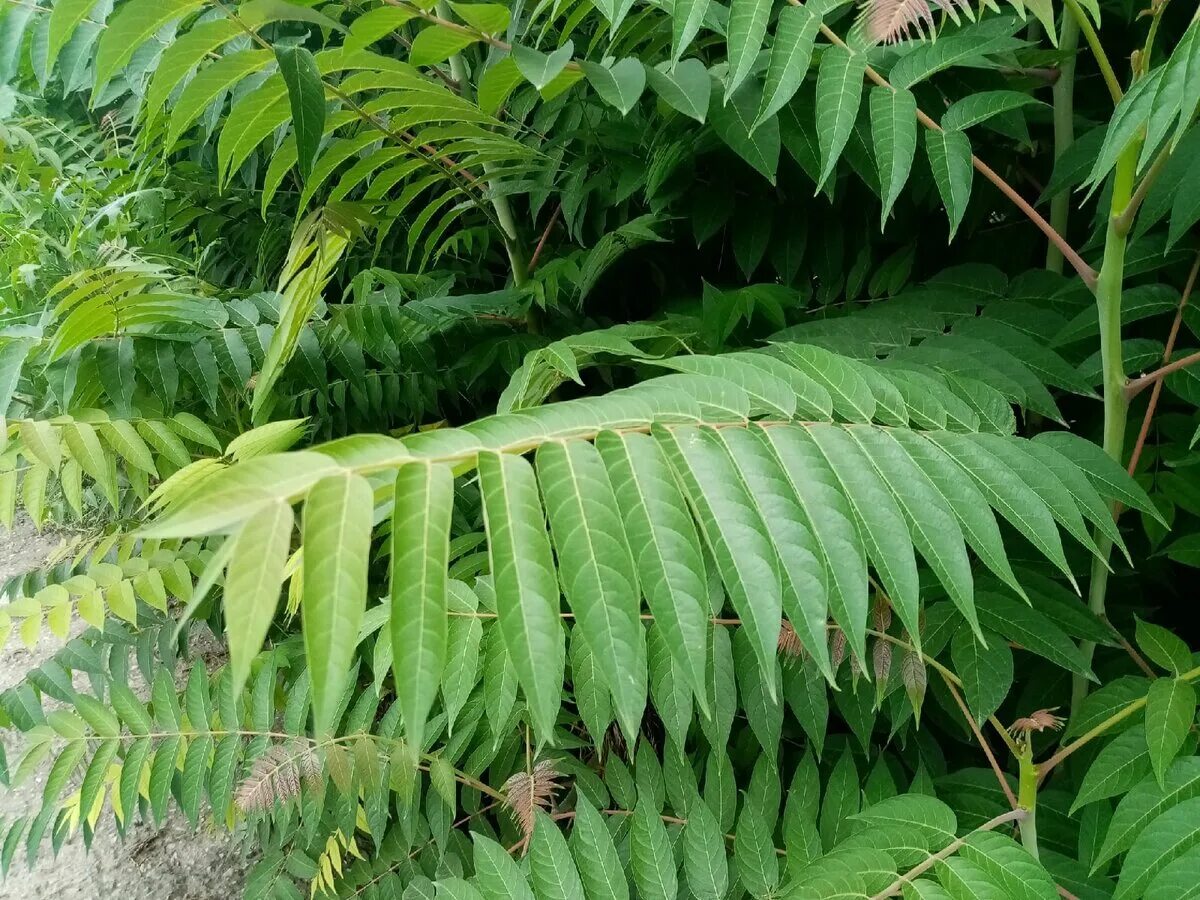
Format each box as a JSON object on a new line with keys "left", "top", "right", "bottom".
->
{"left": 390, "top": 462, "right": 452, "bottom": 750}
{"left": 530, "top": 810, "right": 585, "bottom": 900}
{"left": 1074, "top": 729, "right": 1154, "bottom": 813}
{"left": 1115, "top": 796, "right": 1200, "bottom": 900}
{"left": 275, "top": 46, "right": 325, "bottom": 180}
{"left": 580, "top": 58, "right": 645, "bottom": 115}
{"left": 45, "top": 0, "right": 94, "bottom": 78}
{"left": 754, "top": 4, "right": 822, "bottom": 129}
{"left": 1145, "top": 678, "right": 1196, "bottom": 786}
{"left": 725, "top": 0, "right": 772, "bottom": 101}
{"left": 224, "top": 501, "right": 292, "bottom": 698}
{"left": 346, "top": 6, "right": 416, "bottom": 53}
{"left": 644, "top": 59, "right": 711, "bottom": 123}
{"left": 672, "top": 0, "right": 711, "bottom": 61}
{"left": 942, "top": 91, "right": 1044, "bottom": 132}
{"left": 569, "top": 796, "right": 629, "bottom": 900}
{"left": 92, "top": 0, "right": 205, "bottom": 97}
{"left": 870, "top": 87, "right": 918, "bottom": 228}
{"left": 925, "top": 129, "right": 973, "bottom": 240}
{"left": 683, "top": 789, "right": 728, "bottom": 900}
{"left": 711, "top": 82, "right": 781, "bottom": 183}
{"left": 1097, "top": 757, "right": 1200, "bottom": 868}
{"left": 478, "top": 451, "right": 564, "bottom": 745}
{"left": 655, "top": 425, "right": 782, "bottom": 693}
{"left": 472, "top": 833, "right": 536, "bottom": 900}
{"left": 165, "top": 49, "right": 275, "bottom": 150}
{"left": 1136, "top": 618, "right": 1193, "bottom": 676}
{"left": 630, "top": 796, "right": 679, "bottom": 900}
{"left": 597, "top": 431, "right": 708, "bottom": 707}
{"left": 815, "top": 45, "right": 867, "bottom": 189}
{"left": 450, "top": 2, "right": 511, "bottom": 32}
{"left": 537, "top": 440, "right": 646, "bottom": 743}
{"left": 410, "top": 24, "right": 482, "bottom": 66}
{"left": 513, "top": 40, "right": 574, "bottom": 90}
{"left": 302, "top": 473, "right": 373, "bottom": 736}
{"left": 950, "top": 629, "right": 1012, "bottom": 724}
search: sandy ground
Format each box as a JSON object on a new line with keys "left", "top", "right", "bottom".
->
{"left": 0, "top": 517, "right": 246, "bottom": 899}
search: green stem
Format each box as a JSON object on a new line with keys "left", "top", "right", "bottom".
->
{"left": 1017, "top": 746, "right": 1040, "bottom": 859}
{"left": 1071, "top": 139, "right": 1140, "bottom": 717}
{"left": 1046, "top": 13, "right": 1079, "bottom": 274}
{"left": 1062, "top": 0, "right": 1123, "bottom": 103}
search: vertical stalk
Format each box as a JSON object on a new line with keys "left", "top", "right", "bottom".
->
{"left": 1017, "top": 746, "right": 1040, "bottom": 859}
{"left": 1046, "top": 14, "right": 1080, "bottom": 274}
{"left": 434, "top": 1, "right": 529, "bottom": 290}
{"left": 1071, "top": 140, "right": 1140, "bottom": 715}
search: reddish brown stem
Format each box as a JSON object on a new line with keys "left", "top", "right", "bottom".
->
{"left": 943, "top": 676, "right": 1019, "bottom": 808}
{"left": 1125, "top": 349, "right": 1200, "bottom": 399}
{"left": 528, "top": 204, "right": 561, "bottom": 273}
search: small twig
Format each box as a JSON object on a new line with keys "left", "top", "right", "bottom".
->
{"left": 1124, "top": 253, "right": 1200, "bottom": 471}
{"left": 943, "top": 677, "right": 1019, "bottom": 809}
{"left": 1124, "top": 349, "right": 1200, "bottom": 399}
{"left": 527, "top": 204, "right": 561, "bottom": 273}
{"left": 869, "top": 809, "right": 1028, "bottom": 898}
{"left": 1105, "top": 617, "right": 1157, "bottom": 677}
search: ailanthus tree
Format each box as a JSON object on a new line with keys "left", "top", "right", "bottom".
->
{"left": 1, "top": 0, "right": 1200, "bottom": 897}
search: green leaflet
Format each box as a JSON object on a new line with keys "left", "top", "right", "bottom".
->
{"left": 870, "top": 87, "right": 918, "bottom": 229}
{"left": 569, "top": 796, "right": 629, "bottom": 900}
{"left": 815, "top": 45, "right": 867, "bottom": 189}
{"left": 529, "top": 810, "right": 586, "bottom": 900}
{"left": 1136, "top": 618, "right": 1193, "bottom": 675}
{"left": 717, "top": 427, "right": 832, "bottom": 678}
{"left": 1097, "top": 757, "right": 1200, "bottom": 868}
{"left": 754, "top": 4, "right": 822, "bottom": 130}
{"left": 92, "top": 0, "right": 206, "bottom": 98}
{"left": 275, "top": 46, "right": 326, "bottom": 180}
{"left": 472, "top": 833, "right": 536, "bottom": 900}
{"left": 302, "top": 473, "right": 373, "bottom": 737}
{"left": 925, "top": 129, "right": 973, "bottom": 240}
{"left": 671, "top": 0, "right": 711, "bottom": 61}
{"left": 513, "top": 40, "right": 574, "bottom": 91}
{"left": 478, "top": 451, "right": 564, "bottom": 745}
{"left": 45, "top": 0, "right": 94, "bottom": 79}
{"left": 537, "top": 440, "right": 646, "bottom": 743}
{"left": 1074, "top": 729, "right": 1155, "bottom": 813}
{"left": 724, "top": 0, "right": 772, "bottom": 101}
{"left": 223, "top": 501, "right": 292, "bottom": 699}
{"left": 759, "top": 424, "right": 870, "bottom": 664}
{"left": 942, "top": 91, "right": 1044, "bottom": 133}
{"left": 683, "top": 789, "right": 729, "bottom": 899}
{"left": 597, "top": 431, "right": 709, "bottom": 707}
{"left": 410, "top": 24, "right": 482, "bottom": 66}
{"left": 808, "top": 424, "right": 921, "bottom": 649}
{"left": 644, "top": 59, "right": 711, "bottom": 123}
{"left": 1115, "top": 797, "right": 1200, "bottom": 900}
{"left": 390, "top": 462, "right": 453, "bottom": 751}
{"left": 820, "top": 746, "right": 860, "bottom": 850}
{"left": 950, "top": 628, "right": 1013, "bottom": 724}
{"left": 655, "top": 425, "right": 782, "bottom": 693}
{"left": 630, "top": 796, "right": 679, "bottom": 900}
{"left": 1145, "top": 678, "right": 1196, "bottom": 786}
{"left": 580, "top": 59, "right": 645, "bottom": 116}
{"left": 346, "top": 7, "right": 416, "bottom": 53}
{"left": 711, "top": 83, "right": 781, "bottom": 183}
{"left": 845, "top": 425, "right": 975, "bottom": 638}
{"left": 164, "top": 49, "right": 275, "bottom": 151}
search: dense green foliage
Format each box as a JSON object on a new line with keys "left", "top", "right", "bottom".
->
{"left": 2, "top": 0, "right": 1200, "bottom": 896}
